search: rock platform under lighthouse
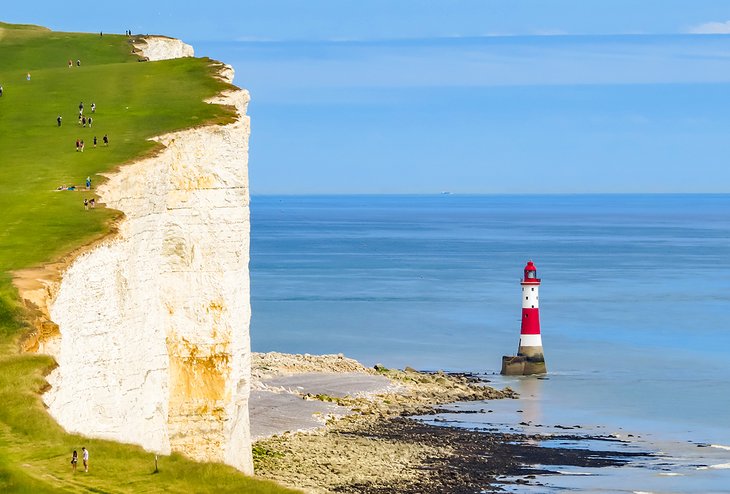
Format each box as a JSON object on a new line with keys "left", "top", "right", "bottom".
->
{"left": 501, "top": 260, "right": 547, "bottom": 376}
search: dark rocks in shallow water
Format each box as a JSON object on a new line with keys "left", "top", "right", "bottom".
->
{"left": 336, "top": 417, "right": 650, "bottom": 494}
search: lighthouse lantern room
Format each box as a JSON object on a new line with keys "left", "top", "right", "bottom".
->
{"left": 501, "top": 260, "right": 547, "bottom": 375}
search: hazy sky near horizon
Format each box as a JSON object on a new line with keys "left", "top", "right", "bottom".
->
{"left": 5, "top": 2, "right": 730, "bottom": 193}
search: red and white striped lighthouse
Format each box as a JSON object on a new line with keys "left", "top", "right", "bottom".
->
{"left": 501, "top": 260, "right": 547, "bottom": 375}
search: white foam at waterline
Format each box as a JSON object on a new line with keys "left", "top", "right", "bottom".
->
{"left": 697, "top": 463, "right": 730, "bottom": 470}
{"left": 633, "top": 491, "right": 654, "bottom": 494}
{"left": 658, "top": 472, "right": 683, "bottom": 476}
{"left": 710, "top": 444, "right": 730, "bottom": 451}
{"left": 557, "top": 471, "right": 595, "bottom": 476}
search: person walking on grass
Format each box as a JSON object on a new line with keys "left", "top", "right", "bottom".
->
{"left": 84, "top": 198, "right": 89, "bottom": 210}
{"left": 71, "top": 450, "right": 78, "bottom": 472}
{"left": 86, "top": 176, "right": 91, "bottom": 189}
{"left": 103, "top": 134, "right": 109, "bottom": 146}
{"left": 80, "top": 140, "right": 85, "bottom": 152}
{"left": 0, "top": 85, "right": 3, "bottom": 96}
{"left": 93, "top": 136, "right": 97, "bottom": 147}
{"left": 57, "top": 115, "right": 62, "bottom": 127}
{"left": 88, "top": 116, "right": 93, "bottom": 128}
{"left": 90, "top": 198, "right": 96, "bottom": 208}
{"left": 75, "top": 139, "right": 80, "bottom": 152}
{"left": 82, "top": 447, "right": 89, "bottom": 472}
{"left": 91, "top": 102, "right": 95, "bottom": 113}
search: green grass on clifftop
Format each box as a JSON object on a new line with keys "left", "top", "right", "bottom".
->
{"left": 0, "top": 22, "right": 298, "bottom": 493}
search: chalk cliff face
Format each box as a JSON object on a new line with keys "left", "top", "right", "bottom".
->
{"left": 134, "top": 36, "right": 195, "bottom": 61}
{"left": 40, "top": 40, "right": 253, "bottom": 474}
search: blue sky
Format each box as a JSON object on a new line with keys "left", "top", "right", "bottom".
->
{"left": 5, "top": 2, "right": 730, "bottom": 192}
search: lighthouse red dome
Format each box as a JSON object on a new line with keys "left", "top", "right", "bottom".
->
{"left": 523, "top": 260, "right": 540, "bottom": 283}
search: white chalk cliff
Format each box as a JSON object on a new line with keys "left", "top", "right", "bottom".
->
{"left": 133, "top": 35, "right": 195, "bottom": 61}
{"left": 40, "top": 37, "right": 253, "bottom": 473}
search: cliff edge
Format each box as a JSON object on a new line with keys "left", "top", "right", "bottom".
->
{"left": 19, "top": 37, "right": 253, "bottom": 474}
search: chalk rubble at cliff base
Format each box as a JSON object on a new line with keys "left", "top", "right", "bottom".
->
{"left": 251, "top": 353, "right": 647, "bottom": 494}
{"left": 250, "top": 352, "right": 519, "bottom": 493}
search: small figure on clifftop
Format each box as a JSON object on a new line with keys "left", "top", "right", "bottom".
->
{"left": 57, "top": 115, "right": 62, "bottom": 127}
{"left": 80, "top": 140, "right": 85, "bottom": 152}
{"left": 84, "top": 198, "right": 89, "bottom": 210}
{"left": 91, "top": 102, "right": 96, "bottom": 113}
{"left": 26, "top": 72, "right": 31, "bottom": 81}
{"left": 90, "top": 198, "right": 96, "bottom": 208}
{"left": 79, "top": 101, "right": 84, "bottom": 113}
{"left": 103, "top": 134, "right": 109, "bottom": 146}
{"left": 82, "top": 116, "right": 86, "bottom": 127}
{"left": 86, "top": 176, "right": 91, "bottom": 189}
{"left": 88, "top": 116, "right": 93, "bottom": 127}
{"left": 93, "top": 136, "right": 97, "bottom": 147}
{"left": 68, "top": 59, "right": 72, "bottom": 68}
{"left": 82, "top": 446, "right": 89, "bottom": 472}
{"left": 0, "top": 85, "right": 3, "bottom": 96}
{"left": 75, "top": 138, "right": 80, "bottom": 152}
{"left": 71, "top": 450, "right": 78, "bottom": 472}
{"left": 76, "top": 59, "right": 81, "bottom": 67}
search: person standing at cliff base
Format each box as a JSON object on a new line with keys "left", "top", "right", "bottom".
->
{"left": 82, "top": 447, "right": 89, "bottom": 472}
{"left": 71, "top": 450, "right": 78, "bottom": 472}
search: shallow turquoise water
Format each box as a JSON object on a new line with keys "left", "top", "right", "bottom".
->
{"left": 250, "top": 194, "right": 730, "bottom": 491}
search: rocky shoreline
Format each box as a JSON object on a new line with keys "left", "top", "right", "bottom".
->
{"left": 251, "top": 353, "right": 648, "bottom": 493}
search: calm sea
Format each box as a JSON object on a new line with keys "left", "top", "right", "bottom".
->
{"left": 250, "top": 194, "right": 730, "bottom": 492}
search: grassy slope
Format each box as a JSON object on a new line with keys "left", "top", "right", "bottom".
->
{"left": 0, "top": 22, "right": 297, "bottom": 493}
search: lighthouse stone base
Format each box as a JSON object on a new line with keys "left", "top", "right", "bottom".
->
{"left": 500, "top": 354, "right": 547, "bottom": 376}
